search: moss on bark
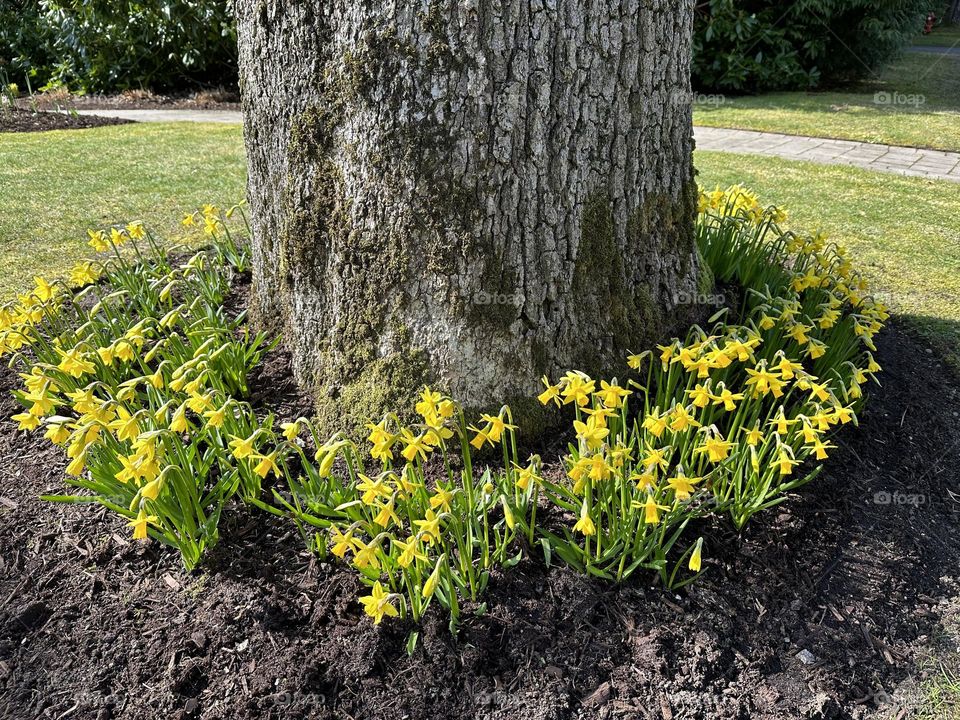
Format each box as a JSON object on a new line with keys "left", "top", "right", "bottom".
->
{"left": 313, "top": 349, "right": 432, "bottom": 441}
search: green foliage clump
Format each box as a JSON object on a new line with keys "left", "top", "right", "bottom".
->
{"left": 0, "top": 0, "right": 236, "bottom": 93}
{"left": 693, "top": 0, "right": 939, "bottom": 92}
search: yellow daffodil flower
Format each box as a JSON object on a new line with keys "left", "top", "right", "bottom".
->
{"left": 740, "top": 425, "right": 763, "bottom": 447}
{"left": 128, "top": 508, "right": 157, "bottom": 540}
{"left": 12, "top": 411, "right": 40, "bottom": 431}
{"left": 775, "top": 450, "right": 799, "bottom": 476}
{"left": 429, "top": 486, "right": 455, "bottom": 513}
{"left": 480, "top": 413, "right": 516, "bottom": 443}
{"left": 587, "top": 454, "right": 612, "bottom": 482}
{"left": 668, "top": 471, "right": 702, "bottom": 500}
{"left": 330, "top": 527, "right": 361, "bottom": 559}
{"left": 631, "top": 470, "right": 656, "bottom": 491}
{"left": 745, "top": 365, "right": 785, "bottom": 398}
{"left": 393, "top": 536, "right": 428, "bottom": 569}
{"left": 401, "top": 428, "right": 431, "bottom": 461}
{"left": 656, "top": 342, "right": 677, "bottom": 369}
{"left": 44, "top": 423, "right": 70, "bottom": 445}
{"left": 253, "top": 452, "right": 280, "bottom": 479}
{"left": 373, "top": 499, "right": 401, "bottom": 529}
{"left": 561, "top": 373, "right": 594, "bottom": 406}
{"left": 806, "top": 438, "right": 835, "bottom": 460}
{"left": 229, "top": 433, "right": 256, "bottom": 460}
{"left": 57, "top": 347, "right": 95, "bottom": 378}
{"left": 353, "top": 540, "right": 380, "bottom": 570}
{"left": 596, "top": 380, "right": 630, "bottom": 408}
{"left": 687, "top": 383, "right": 712, "bottom": 408}
{"left": 514, "top": 464, "right": 537, "bottom": 491}
{"left": 635, "top": 495, "right": 671, "bottom": 525}
{"left": 695, "top": 434, "right": 733, "bottom": 463}
{"left": 574, "top": 415, "right": 609, "bottom": 451}
{"left": 356, "top": 473, "right": 392, "bottom": 506}
{"left": 712, "top": 386, "right": 744, "bottom": 411}
{"left": 573, "top": 500, "right": 596, "bottom": 536}
{"left": 414, "top": 509, "right": 442, "bottom": 544}
{"left": 669, "top": 404, "right": 701, "bottom": 433}
{"left": 642, "top": 444, "right": 670, "bottom": 472}
{"left": 87, "top": 229, "right": 109, "bottom": 252}
{"left": 281, "top": 420, "right": 301, "bottom": 441}
{"left": 126, "top": 222, "right": 146, "bottom": 240}
{"left": 68, "top": 262, "right": 100, "bottom": 288}
{"left": 359, "top": 582, "right": 398, "bottom": 624}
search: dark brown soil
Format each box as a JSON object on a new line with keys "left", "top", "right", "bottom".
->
{"left": 0, "top": 107, "right": 132, "bottom": 134}
{"left": 1, "top": 318, "right": 958, "bottom": 720}
{"left": 15, "top": 88, "right": 239, "bottom": 113}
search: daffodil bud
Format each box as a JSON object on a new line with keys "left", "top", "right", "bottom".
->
{"left": 318, "top": 448, "right": 336, "bottom": 478}
{"left": 423, "top": 555, "right": 445, "bottom": 599}
{"left": 501, "top": 496, "right": 516, "bottom": 530}
{"left": 159, "top": 308, "right": 181, "bottom": 329}
{"left": 688, "top": 538, "right": 703, "bottom": 573}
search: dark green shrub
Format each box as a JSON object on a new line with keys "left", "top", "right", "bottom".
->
{"left": 0, "top": 2, "right": 50, "bottom": 92}
{"left": 0, "top": 0, "right": 237, "bottom": 93}
{"left": 693, "top": 0, "right": 940, "bottom": 93}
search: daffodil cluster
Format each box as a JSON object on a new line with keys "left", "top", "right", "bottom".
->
{"left": 270, "top": 391, "right": 537, "bottom": 633}
{"left": 4, "top": 187, "right": 886, "bottom": 633}
{"left": 534, "top": 186, "right": 886, "bottom": 584}
{"left": 7, "top": 207, "right": 273, "bottom": 569}
{"left": 697, "top": 183, "right": 788, "bottom": 226}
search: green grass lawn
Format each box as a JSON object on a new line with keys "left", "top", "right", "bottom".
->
{"left": 695, "top": 150, "right": 960, "bottom": 368}
{"left": 694, "top": 53, "right": 960, "bottom": 151}
{"left": 0, "top": 122, "right": 246, "bottom": 298}
{"left": 2, "top": 122, "right": 957, "bottom": 372}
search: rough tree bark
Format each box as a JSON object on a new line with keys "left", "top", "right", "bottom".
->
{"left": 235, "top": 0, "right": 701, "bottom": 433}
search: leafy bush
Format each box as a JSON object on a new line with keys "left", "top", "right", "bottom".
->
{"left": 0, "top": 0, "right": 236, "bottom": 93}
{"left": 693, "top": 0, "right": 939, "bottom": 92}
{"left": 4, "top": 188, "right": 887, "bottom": 645}
{"left": 0, "top": 2, "right": 48, "bottom": 92}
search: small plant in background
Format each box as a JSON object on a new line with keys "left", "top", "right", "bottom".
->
{"left": 0, "top": 0, "right": 237, "bottom": 93}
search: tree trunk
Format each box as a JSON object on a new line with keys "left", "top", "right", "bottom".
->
{"left": 235, "top": 0, "right": 700, "bottom": 433}
{"left": 950, "top": 0, "right": 960, "bottom": 25}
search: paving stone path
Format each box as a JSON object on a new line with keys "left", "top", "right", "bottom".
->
{"left": 905, "top": 45, "right": 960, "bottom": 56}
{"left": 695, "top": 126, "right": 960, "bottom": 183}
{"left": 75, "top": 109, "right": 960, "bottom": 183}
{"left": 75, "top": 108, "right": 243, "bottom": 124}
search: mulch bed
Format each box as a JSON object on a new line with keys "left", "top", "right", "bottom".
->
{"left": 0, "top": 108, "right": 132, "bottom": 134}
{"left": 15, "top": 89, "right": 239, "bottom": 113}
{"left": 1, "top": 312, "right": 958, "bottom": 719}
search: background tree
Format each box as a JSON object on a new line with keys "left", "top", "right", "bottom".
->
{"left": 235, "top": 0, "right": 702, "bottom": 433}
